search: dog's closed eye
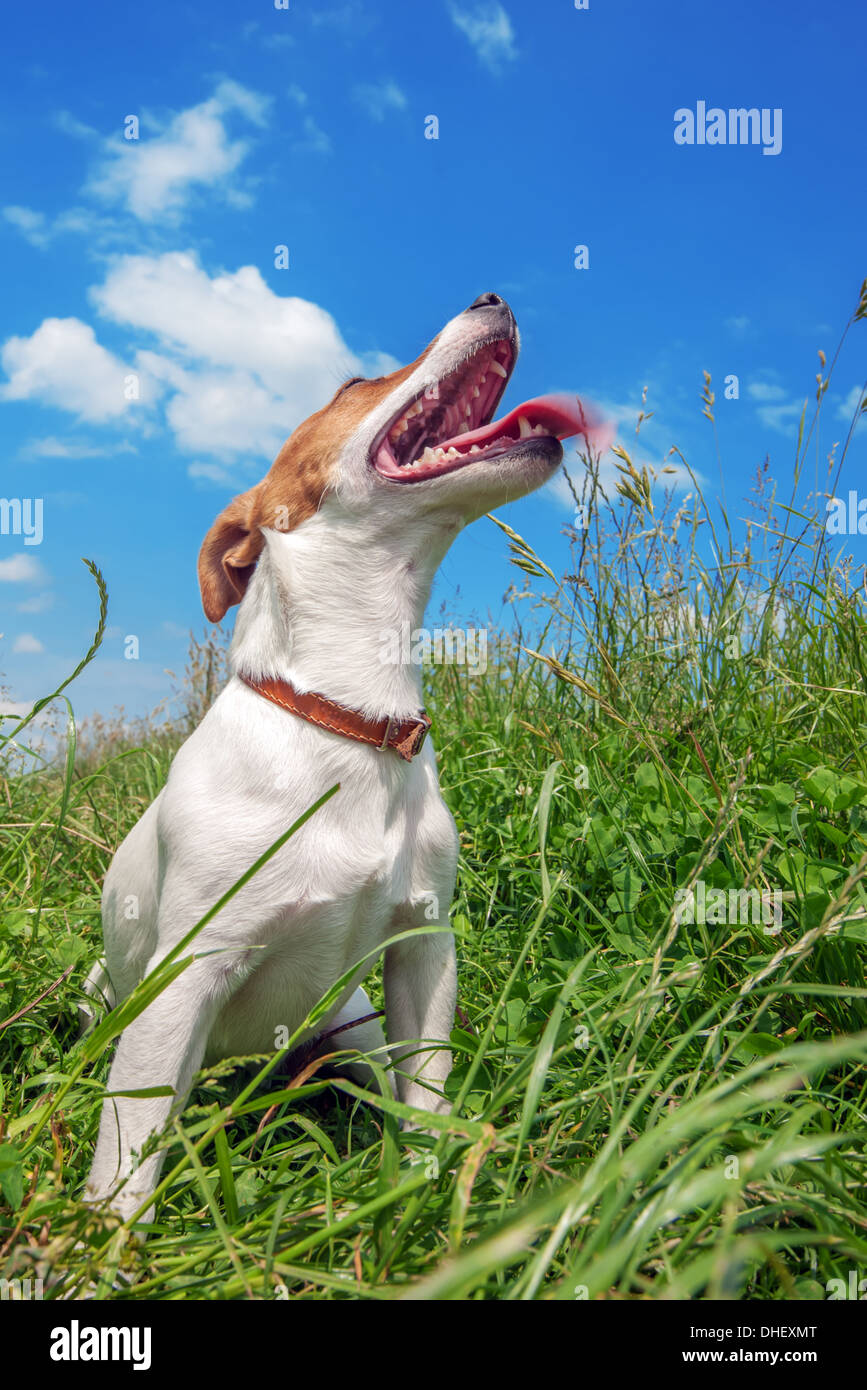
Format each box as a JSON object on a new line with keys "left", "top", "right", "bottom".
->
{"left": 336, "top": 375, "right": 388, "bottom": 398}
{"left": 336, "top": 376, "right": 366, "bottom": 395}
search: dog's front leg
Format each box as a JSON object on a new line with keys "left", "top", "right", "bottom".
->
{"left": 384, "top": 929, "right": 457, "bottom": 1116}
{"left": 85, "top": 960, "right": 226, "bottom": 1224}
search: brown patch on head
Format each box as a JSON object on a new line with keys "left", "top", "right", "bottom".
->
{"left": 197, "top": 338, "right": 438, "bottom": 621}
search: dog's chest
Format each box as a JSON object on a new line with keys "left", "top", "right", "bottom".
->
{"left": 275, "top": 748, "right": 458, "bottom": 923}
{"left": 172, "top": 700, "right": 459, "bottom": 937}
{"left": 197, "top": 738, "right": 459, "bottom": 1058}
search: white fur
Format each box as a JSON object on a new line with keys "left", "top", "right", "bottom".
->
{"left": 83, "top": 299, "right": 559, "bottom": 1223}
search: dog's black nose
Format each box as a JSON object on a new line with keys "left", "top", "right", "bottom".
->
{"left": 467, "top": 292, "right": 506, "bottom": 310}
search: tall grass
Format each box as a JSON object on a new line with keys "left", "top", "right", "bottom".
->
{"left": 1, "top": 288, "right": 866, "bottom": 1300}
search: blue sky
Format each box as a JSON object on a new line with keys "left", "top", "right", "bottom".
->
{"left": 1, "top": 0, "right": 864, "bottom": 724}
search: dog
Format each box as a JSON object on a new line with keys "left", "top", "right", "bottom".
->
{"left": 83, "top": 292, "right": 606, "bottom": 1223}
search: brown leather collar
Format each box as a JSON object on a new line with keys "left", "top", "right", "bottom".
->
{"left": 239, "top": 672, "right": 431, "bottom": 762}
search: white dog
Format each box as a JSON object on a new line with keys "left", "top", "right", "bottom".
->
{"left": 83, "top": 292, "right": 603, "bottom": 1222}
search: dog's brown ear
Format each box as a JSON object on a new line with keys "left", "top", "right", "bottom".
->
{"left": 198, "top": 487, "right": 265, "bottom": 623}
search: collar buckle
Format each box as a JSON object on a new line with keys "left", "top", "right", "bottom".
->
{"left": 406, "top": 713, "right": 432, "bottom": 758}
{"left": 378, "top": 715, "right": 397, "bottom": 752}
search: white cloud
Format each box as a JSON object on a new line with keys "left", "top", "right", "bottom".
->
{"left": 93, "top": 254, "right": 338, "bottom": 380}
{"left": 3, "top": 203, "right": 125, "bottom": 250}
{"left": 0, "top": 317, "right": 143, "bottom": 421}
{"left": 4, "top": 84, "right": 322, "bottom": 256}
{"left": 188, "top": 460, "right": 242, "bottom": 487}
{"left": 837, "top": 384, "right": 866, "bottom": 422}
{"left": 362, "top": 349, "right": 402, "bottom": 377}
{"left": 17, "top": 592, "right": 53, "bottom": 613}
{"left": 724, "top": 314, "right": 751, "bottom": 337}
{"left": 13, "top": 633, "right": 44, "bottom": 653}
{"left": 3, "top": 205, "right": 49, "bottom": 246}
{"left": 21, "top": 435, "right": 138, "bottom": 459}
{"left": 0, "top": 554, "right": 47, "bottom": 583}
{"left": 309, "top": 2, "right": 373, "bottom": 29}
{"left": 756, "top": 402, "right": 805, "bottom": 432}
{"left": 448, "top": 2, "right": 517, "bottom": 71}
{"left": 54, "top": 110, "right": 98, "bottom": 140}
{"left": 86, "top": 80, "right": 268, "bottom": 223}
{"left": 0, "top": 698, "right": 33, "bottom": 718}
{"left": 746, "top": 382, "right": 806, "bottom": 433}
{"left": 146, "top": 359, "right": 294, "bottom": 458}
{"left": 747, "top": 382, "right": 787, "bottom": 403}
{"left": 293, "top": 116, "right": 332, "bottom": 155}
{"left": 261, "top": 31, "right": 295, "bottom": 51}
{"left": 85, "top": 250, "right": 395, "bottom": 460}
{"left": 2, "top": 250, "right": 398, "bottom": 466}
{"left": 353, "top": 81, "right": 407, "bottom": 121}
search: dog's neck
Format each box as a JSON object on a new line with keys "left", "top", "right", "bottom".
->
{"left": 229, "top": 508, "right": 462, "bottom": 718}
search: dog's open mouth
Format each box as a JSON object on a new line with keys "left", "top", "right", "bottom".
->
{"left": 373, "top": 337, "right": 604, "bottom": 483}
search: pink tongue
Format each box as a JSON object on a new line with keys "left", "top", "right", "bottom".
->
{"left": 446, "top": 393, "right": 614, "bottom": 454}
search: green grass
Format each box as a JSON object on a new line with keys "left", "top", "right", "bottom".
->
{"left": 2, "top": 287, "right": 867, "bottom": 1300}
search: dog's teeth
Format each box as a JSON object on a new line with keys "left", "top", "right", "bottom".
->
{"left": 490, "top": 361, "right": 508, "bottom": 378}
{"left": 517, "top": 416, "right": 533, "bottom": 438}
{"left": 480, "top": 374, "right": 487, "bottom": 385}
{"left": 390, "top": 402, "right": 425, "bottom": 439}
{"left": 472, "top": 386, "right": 480, "bottom": 398}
